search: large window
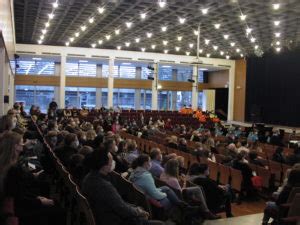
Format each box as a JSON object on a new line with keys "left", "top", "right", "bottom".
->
{"left": 198, "top": 70, "right": 204, "bottom": 83}
{"left": 177, "top": 67, "right": 193, "bottom": 81}
{"left": 176, "top": 91, "right": 192, "bottom": 109}
{"left": 158, "top": 91, "right": 171, "bottom": 110}
{"left": 66, "top": 62, "right": 96, "bottom": 76}
{"left": 65, "top": 87, "right": 96, "bottom": 108}
{"left": 101, "top": 88, "right": 108, "bottom": 107}
{"left": 15, "top": 85, "right": 54, "bottom": 112}
{"left": 12, "top": 60, "right": 55, "bottom": 75}
{"left": 113, "top": 89, "right": 135, "bottom": 109}
{"left": 141, "top": 67, "right": 153, "bottom": 79}
{"left": 102, "top": 65, "right": 136, "bottom": 78}
{"left": 198, "top": 92, "right": 203, "bottom": 109}
{"left": 140, "top": 89, "right": 152, "bottom": 110}
{"left": 158, "top": 65, "right": 173, "bottom": 80}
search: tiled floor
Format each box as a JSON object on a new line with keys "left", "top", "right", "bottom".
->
{"left": 203, "top": 213, "right": 264, "bottom": 225}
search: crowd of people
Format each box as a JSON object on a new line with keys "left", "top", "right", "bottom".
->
{"left": 0, "top": 102, "right": 300, "bottom": 225}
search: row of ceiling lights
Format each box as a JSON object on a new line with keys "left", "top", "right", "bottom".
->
{"left": 38, "top": 1, "right": 284, "bottom": 59}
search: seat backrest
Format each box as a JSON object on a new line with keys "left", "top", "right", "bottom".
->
{"left": 269, "top": 160, "right": 283, "bottom": 183}
{"left": 218, "top": 164, "right": 230, "bottom": 185}
{"left": 256, "top": 166, "right": 271, "bottom": 188}
{"left": 288, "top": 193, "right": 300, "bottom": 217}
{"left": 75, "top": 187, "right": 96, "bottom": 225}
{"left": 287, "top": 187, "right": 300, "bottom": 203}
{"left": 132, "top": 185, "right": 152, "bottom": 217}
{"left": 230, "top": 167, "right": 243, "bottom": 192}
{"left": 207, "top": 161, "right": 218, "bottom": 181}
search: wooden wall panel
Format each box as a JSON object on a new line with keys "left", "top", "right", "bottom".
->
{"left": 66, "top": 77, "right": 107, "bottom": 87}
{"left": 114, "top": 79, "right": 152, "bottom": 89}
{"left": 208, "top": 70, "right": 229, "bottom": 88}
{"left": 15, "top": 75, "right": 60, "bottom": 86}
{"left": 159, "top": 81, "right": 192, "bottom": 91}
{"left": 233, "top": 59, "right": 246, "bottom": 122}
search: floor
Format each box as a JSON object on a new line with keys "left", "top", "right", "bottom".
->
{"left": 203, "top": 213, "right": 264, "bottom": 225}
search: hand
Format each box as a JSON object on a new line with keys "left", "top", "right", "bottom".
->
{"left": 218, "top": 185, "right": 226, "bottom": 191}
{"left": 37, "top": 196, "right": 54, "bottom": 206}
{"left": 137, "top": 207, "right": 149, "bottom": 219}
{"left": 33, "top": 170, "right": 44, "bottom": 177}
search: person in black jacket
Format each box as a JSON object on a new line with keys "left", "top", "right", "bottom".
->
{"left": 81, "top": 148, "right": 163, "bottom": 225}
{"left": 55, "top": 133, "right": 79, "bottom": 166}
{"left": 248, "top": 151, "right": 265, "bottom": 167}
{"left": 272, "top": 147, "right": 286, "bottom": 164}
{"left": 189, "top": 163, "right": 233, "bottom": 217}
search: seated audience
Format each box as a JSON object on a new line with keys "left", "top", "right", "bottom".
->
{"left": 149, "top": 148, "right": 164, "bottom": 178}
{"left": 272, "top": 147, "right": 286, "bottom": 163}
{"left": 55, "top": 133, "right": 79, "bottom": 166}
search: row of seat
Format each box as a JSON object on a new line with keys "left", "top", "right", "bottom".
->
{"left": 1, "top": 197, "right": 19, "bottom": 225}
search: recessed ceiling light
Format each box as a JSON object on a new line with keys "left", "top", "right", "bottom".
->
{"left": 42, "top": 29, "right": 47, "bottom": 34}
{"left": 276, "top": 47, "right": 281, "bottom": 52}
{"left": 115, "top": 29, "right": 120, "bottom": 35}
{"left": 146, "top": 32, "right": 152, "bottom": 38}
{"left": 200, "top": 68, "right": 208, "bottom": 71}
{"left": 105, "top": 35, "right": 111, "bottom": 40}
{"left": 81, "top": 26, "right": 86, "bottom": 31}
{"left": 48, "top": 13, "right": 54, "bottom": 19}
{"left": 223, "top": 34, "right": 229, "bottom": 39}
{"left": 254, "top": 45, "right": 259, "bottom": 49}
{"left": 246, "top": 28, "right": 252, "bottom": 34}
{"left": 98, "top": 40, "right": 103, "bottom": 45}
{"left": 189, "top": 43, "right": 194, "bottom": 48}
{"left": 164, "top": 49, "right": 168, "bottom": 54}
{"left": 275, "top": 32, "right": 281, "bottom": 37}
{"left": 274, "top": 20, "right": 280, "bottom": 26}
{"left": 98, "top": 7, "right": 105, "bottom": 14}
{"left": 75, "top": 32, "right": 79, "bottom": 37}
{"left": 117, "top": 46, "right": 121, "bottom": 50}
{"left": 125, "top": 42, "right": 131, "bottom": 47}
{"left": 140, "top": 13, "right": 147, "bottom": 19}
{"left": 276, "top": 41, "right": 280, "bottom": 45}
{"left": 236, "top": 48, "right": 240, "bottom": 53}
{"left": 204, "top": 39, "right": 210, "bottom": 45}
{"left": 220, "top": 51, "right": 224, "bottom": 55}
{"left": 230, "top": 42, "right": 235, "bottom": 47}
{"left": 226, "top": 55, "right": 230, "bottom": 59}
{"left": 273, "top": 3, "right": 280, "bottom": 10}
{"left": 186, "top": 51, "right": 190, "bottom": 56}
{"left": 250, "top": 37, "right": 256, "bottom": 43}
{"left": 158, "top": 1, "right": 166, "bottom": 8}
{"left": 151, "top": 44, "right": 156, "bottom": 49}
{"left": 163, "top": 40, "right": 168, "bottom": 45}
{"left": 65, "top": 42, "right": 69, "bottom": 46}
{"left": 91, "top": 43, "right": 96, "bottom": 48}
{"left": 69, "top": 37, "right": 74, "bottom": 42}
{"left": 240, "top": 53, "right": 244, "bottom": 57}
{"left": 213, "top": 45, "right": 218, "bottom": 50}
{"left": 52, "top": 2, "right": 58, "bottom": 8}
{"left": 126, "top": 22, "right": 132, "bottom": 28}
{"left": 201, "top": 8, "right": 208, "bottom": 15}
{"left": 177, "top": 36, "right": 183, "bottom": 41}
{"left": 45, "top": 22, "right": 50, "bottom": 27}
{"left": 194, "top": 30, "right": 199, "bottom": 36}
{"left": 214, "top": 24, "right": 221, "bottom": 29}
{"left": 141, "top": 48, "right": 146, "bottom": 52}
{"left": 38, "top": 40, "right": 42, "bottom": 44}
{"left": 240, "top": 14, "right": 247, "bottom": 21}
{"left": 40, "top": 35, "right": 44, "bottom": 40}
{"left": 161, "top": 26, "right": 167, "bottom": 32}
{"left": 198, "top": 49, "right": 203, "bottom": 53}
{"left": 135, "top": 38, "right": 140, "bottom": 43}
{"left": 89, "top": 17, "right": 94, "bottom": 23}
{"left": 175, "top": 46, "right": 180, "bottom": 51}
{"left": 206, "top": 53, "right": 211, "bottom": 57}
{"left": 179, "top": 17, "right": 186, "bottom": 24}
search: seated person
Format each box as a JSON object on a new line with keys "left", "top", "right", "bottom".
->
{"left": 149, "top": 148, "right": 164, "bottom": 178}
{"left": 248, "top": 151, "right": 265, "bottom": 167}
{"left": 82, "top": 148, "right": 162, "bottom": 225}
{"left": 188, "top": 163, "right": 233, "bottom": 218}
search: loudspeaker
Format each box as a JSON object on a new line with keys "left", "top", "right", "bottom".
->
{"left": 4, "top": 95, "right": 9, "bottom": 103}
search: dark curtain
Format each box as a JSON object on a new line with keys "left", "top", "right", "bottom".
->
{"left": 245, "top": 49, "right": 300, "bottom": 126}
{"left": 215, "top": 88, "right": 228, "bottom": 120}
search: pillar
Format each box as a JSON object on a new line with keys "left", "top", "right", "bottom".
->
{"left": 96, "top": 64, "right": 102, "bottom": 108}
{"left": 203, "top": 89, "right": 215, "bottom": 111}
{"left": 228, "top": 65, "right": 236, "bottom": 121}
{"left": 171, "top": 69, "right": 177, "bottom": 110}
{"left": 135, "top": 67, "right": 142, "bottom": 109}
{"left": 58, "top": 55, "right": 66, "bottom": 108}
{"left": 151, "top": 63, "right": 158, "bottom": 110}
{"left": 191, "top": 65, "right": 198, "bottom": 110}
{"left": 107, "top": 58, "right": 114, "bottom": 108}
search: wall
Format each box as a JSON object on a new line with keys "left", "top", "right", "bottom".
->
{"left": 208, "top": 70, "right": 229, "bottom": 88}
{"left": 233, "top": 59, "right": 246, "bottom": 122}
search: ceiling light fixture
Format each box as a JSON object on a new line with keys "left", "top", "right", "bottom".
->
{"left": 38, "top": 40, "right": 42, "bottom": 44}
{"left": 117, "top": 46, "right": 121, "bottom": 50}
{"left": 201, "top": 8, "right": 208, "bottom": 15}
{"left": 275, "top": 32, "right": 281, "bottom": 37}
{"left": 236, "top": 48, "right": 241, "bottom": 53}
{"left": 81, "top": 25, "right": 86, "bottom": 31}
{"left": 89, "top": 17, "right": 94, "bottom": 23}
{"left": 175, "top": 46, "right": 180, "bottom": 51}
{"left": 226, "top": 55, "right": 230, "bottom": 59}
{"left": 213, "top": 45, "right": 218, "bottom": 50}
{"left": 125, "top": 42, "right": 131, "bottom": 47}
{"left": 65, "top": 42, "right": 69, "bottom": 46}
{"left": 193, "top": 30, "right": 199, "bottom": 36}
{"left": 158, "top": 0, "right": 166, "bottom": 8}
{"left": 276, "top": 47, "right": 281, "bottom": 52}
{"left": 164, "top": 49, "right": 168, "bottom": 54}
{"left": 240, "top": 14, "right": 247, "bottom": 21}
{"left": 274, "top": 20, "right": 281, "bottom": 26}
{"left": 220, "top": 51, "right": 224, "bottom": 55}
{"left": 135, "top": 38, "right": 140, "bottom": 43}
{"left": 161, "top": 26, "right": 167, "bottom": 32}
{"left": 98, "top": 40, "right": 103, "bottom": 45}
{"left": 75, "top": 32, "right": 79, "bottom": 37}
{"left": 115, "top": 29, "right": 120, "bottom": 35}
{"left": 198, "top": 49, "right": 203, "bottom": 53}
{"left": 276, "top": 41, "right": 280, "bottom": 45}
{"left": 91, "top": 43, "right": 96, "bottom": 48}
{"left": 177, "top": 36, "right": 183, "bottom": 41}
{"left": 240, "top": 54, "right": 244, "bottom": 57}
{"left": 204, "top": 39, "right": 210, "bottom": 45}
{"left": 223, "top": 34, "right": 229, "bottom": 39}
{"left": 98, "top": 7, "right": 105, "bottom": 14}
{"left": 254, "top": 45, "right": 259, "bottom": 49}
{"left": 141, "top": 48, "right": 146, "bottom": 52}
{"left": 163, "top": 40, "right": 168, "bottom": 45}
{"left": 105, "top": 35, "right": 111, "bottom": 40}
{"left": 140, "top": 13, "right": 147, "bottom": 19}
{"left": 52, "top": 2, "right": 58, "bottom": 8}
{"left": 214, "top": 24, "right": 221, "bottom": 29}
{"left": 250, "top": 37, "right": 256, "bottom": 43}
{"left": 206, "top": 53, "right": 211, "bottom": 57}
{"left": 189, "top": 43, "right": 194, "bottom": 48}
{"left": 146, "top": 32, "right": 152, "bottom": 38}
{"left": 273, "top": 3, "right": 280, "bottom": 10}
{"left": 69, "top": 37, "right": 74, "bottom": 42}
{"left": 126, "top": 22, "right": 132, "bottom": 28}
{"left": 186, "top": 51, "right": 190, "bottom": 56}
{"left": 40, "top": 35, "right": 44, "bottom": 40}
{"left": 246, "top": 28, "right": 252, "bottom": 34}
{"left": 45, "top": 22, "right": 50, "bottom": 27}
{"left": 179, "top": 17, "right": 186, "bottom": 24}
{"left": 48, "top": 13, "right": 54, "bottom": 19}
{"left": 151, "top": 44, "right": 156, "bottom": 49}
{"left": 230, "top": 42, "right": 235, "bottom": 47}
{"left": 42, "top": 29, "right": 47, "bottom": 34}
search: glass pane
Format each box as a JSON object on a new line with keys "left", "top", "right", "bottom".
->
{"left": 198, "top": 92, "right": 203, "bottom": 109}
{"left": 119, "top": 66, "right": 136, "bottom": 79}
{"left": 79, "top": 63, "right": 96, "bottom": 76}
{"left": 65, "top": 87, "right": 79, "bottom": 108}
{"left": 35, "top": 86, "right": 54, "bottom": 112}
{"left": 140, "top": 89, "right": 152, "bottom": 109}
{"left": 176, "top": 91, "right": 192, "bottom": 109}
{"left": 101, "top": 88, "right": 108, "bottom": 107}
{"left": 158, "top": 91, "right": 168, "bottom": 110}
{"left": 198, "top": 70, "right": 204, "bottom": 83}
{"left": 79, "top": 88, "right": 96, "bottom": 108}
{"left": 141, "top": 67, "right": 153, "bottom": 79}
{"left": 113, "top": 89, "right": 135, "bottom": 109}
{"left": 15, "top": 60, "right": 54, "bottom": 75}
{"left": 15, "top": 85, "right": 35, "bottom": 112}
{"left": 158, "top": 66, "right": 173, "bottom": 80}
{"left": 177, "top": 67, "right": 193, "bottom": 81}
{"left": 66, "top": 63, "right": 79, "bottom": 76}
{"left": 102, "top": 65, "right": 118, "bottom": 77}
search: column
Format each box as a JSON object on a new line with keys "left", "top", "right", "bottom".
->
{"left": 135, "top": 67, "right": 142, "bottom": 109}
{"left": 58, "top": 55, "right": 66, "bottom": 108}
{"left": 227, "top": 65, "right": 236, "bottom": 121}
{"left": 107, "top": 58, "right": 114, "bottom": 108}
{"left": 191, "top": 65, "right": 198, "bottom": 110}
{"left": 202, "top": 89, "right": 215, "bottom": 111}
{"left": 171, "top": 69, "right": 177, "bottom": 110}
{"left": 96, "top": 64, "right": 102, "bottom": 108}
{"left": 54, "top": 62, "right": 60, "bottom": 104}
{"left": 151, "top": 63, "right": 158, "bottom": 110}
{"left": 0, "top": 48, "right": 7, "bottom": 116}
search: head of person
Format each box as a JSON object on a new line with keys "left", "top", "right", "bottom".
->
{"left": 0, "top": 131, "right": 23, "bottom": 172}
{"left": 176, "top": 156, "right": 185, "bottom": 168}
{"left": 103, "top": 138, "right": 117, "bottom": 153}
{"left": 118, "top": 140, "right": 127, "bottom": 153}
{"left": 86, "top": 130, "right": 96, "bottom": 141}
{"left": 236, "top": 151, "right": 247, "bottom": 161}
{"left": 65, "top": 133, "right": 79, "bottom": 149}
{"left": 46, "top": 131, "right": 58, "bottom": 147}
{"left": 127, "top": 140, "right": 137, "bottom": 152}
{"left": 131, "top": 154, "right": 151, "bottom": 170}
{"left": 86, "top": 148, "right": 115, "bottom": 175}
{"left": 197, "top": 163, "right": 209, "bottom": 176}
{"left": 287, "top": 169, "right": 300, "bottom": 187}
{"left": 150, "top": 148, "right": 162, "bottom": 162}
{"left": 248, "top": 151, "right": 258, "bottom": 161}
{"left": 79, "top": 145, "right": 94, "bottom": 156}
{"left": 179, "top": 138, "right": 187, "bottom": 146}
{"left": 275, "top": 147, "right": 284, "bottom": 154}
{"left": 0, "top": 115, "right": 16, "bottom": 132}
{"left": 164, "top": 159, "right": 179, "bottom": 178}
{"left": 48, "top": 120, "right": 58, "bottom": 131}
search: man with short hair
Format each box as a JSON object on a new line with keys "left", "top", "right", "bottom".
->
{"left": 82, "top": 148, "right": 163, "bottom": 225}
{"left": 149, "top": 148, "right": 164, "bottom": 177}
